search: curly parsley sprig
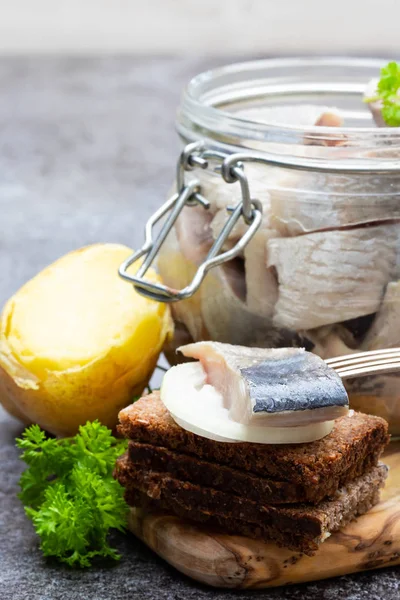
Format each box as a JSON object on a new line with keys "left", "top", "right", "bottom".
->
{"left": 366, "top": 61, "right": 400, "bottom": 126}
{"left": 16, "top": 421, "right": 128, "bottom": 568}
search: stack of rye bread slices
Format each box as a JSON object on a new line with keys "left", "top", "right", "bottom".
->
{"left": 115, "top": 392, "right": 390, "bottom": 555}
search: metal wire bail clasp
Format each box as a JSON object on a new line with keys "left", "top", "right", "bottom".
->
{"left": 118, "top": 142, "right": 263, "bottom": 302}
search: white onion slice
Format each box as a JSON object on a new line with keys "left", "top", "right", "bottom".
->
{"left": 160, "top": 362, "right": 334, "bottom": 444}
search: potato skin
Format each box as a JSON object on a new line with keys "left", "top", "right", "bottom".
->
{"left": 0, "top": 369, "right": 31, "bottom": 424}
{"left": 0, "top": 244, "right": 173, "bottom": 436}
{"left": 0, "top": 341, "right": 160, "bottom": 437}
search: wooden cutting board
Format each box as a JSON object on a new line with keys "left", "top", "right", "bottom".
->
{"left": 128, "top": 443, "right": 400, "bottom": 589}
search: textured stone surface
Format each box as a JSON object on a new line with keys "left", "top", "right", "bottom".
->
{"left": 0, "top": 56, "right": 399, "bottom": 600}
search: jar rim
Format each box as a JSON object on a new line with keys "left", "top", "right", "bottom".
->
{"left": 177, "top": 57, "right": 400, "bottom": 154}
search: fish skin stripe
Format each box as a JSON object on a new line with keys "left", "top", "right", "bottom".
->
{"left": 241, "top": 353, "right": 348, "bottom": 414}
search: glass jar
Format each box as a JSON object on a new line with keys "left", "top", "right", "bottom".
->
{"left": 156, "top": 58, "right": 400, "bottom": 434}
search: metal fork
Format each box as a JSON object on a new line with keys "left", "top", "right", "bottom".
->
{"left": 326, "top": 348, "right": 400, "bottom": 379}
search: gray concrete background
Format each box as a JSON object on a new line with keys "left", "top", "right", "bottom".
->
{"left": 0, "top": 57, "right": 399, "bottom": 600}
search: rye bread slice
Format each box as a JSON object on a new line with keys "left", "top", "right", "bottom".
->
{"left": 128, "top": 487, "right": 383, "bottom": 556}
{"left": 119, "top": 459, "right": 387, "bottom": 555}
{"left": 118, "top": 393, "right": 389, "bottom": 486}
{"left": 127, "top": 440, "right": 381, "bottom": 505}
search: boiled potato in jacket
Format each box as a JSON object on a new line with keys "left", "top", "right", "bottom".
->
{"left": 0, "top": 244, "right": 173, "bottom": 436}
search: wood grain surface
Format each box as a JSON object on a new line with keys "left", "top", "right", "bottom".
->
{"left": 128, "top": 443, "right": 400, "bottom": 589}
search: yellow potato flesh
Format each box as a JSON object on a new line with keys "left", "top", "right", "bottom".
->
{"left": 0, "top": 244, "right": 173, "bottom": 436}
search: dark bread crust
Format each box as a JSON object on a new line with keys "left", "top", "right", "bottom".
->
{"left": 118, "top": 393, "right": 389, "bottom": 486}
{"left": 130, "top": 487, "right": 382, "bottom": 555}
{"left": 121, "top": 461, "right": 387, "bottom": 556}
{"left": 127, "top": 440, "right": 381, "bottom": 505}
{"left": 128, "top": 489, "right": 382, "bottom": 556}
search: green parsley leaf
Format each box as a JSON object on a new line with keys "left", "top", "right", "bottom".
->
{"left": 367, "top": 61, "right": 400, "bottom": 126}
{"left": 16, "top": 421, "right": 128, "bottom": 567}
{"left": 377, "top": 61, "right": 400, "bottom": 98}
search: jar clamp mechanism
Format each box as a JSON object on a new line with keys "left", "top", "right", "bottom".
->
{"left": 118, "top": 142, "right": 263, "bottom": 302}
{"left": 119, "top": 137, "right": 400, "bottom": 303}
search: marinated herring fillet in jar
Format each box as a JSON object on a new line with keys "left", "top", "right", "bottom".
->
{"left": 154, "top": 60, "right": 400, "bottom": 433}
{"left": 360, "top": 281, "right": 400, "bottom": 350}
{"left": 268, "top": 171, "right": 400, "bottom": 237}
{"left": 267, "top": 224, "right": 400, "bottom": 330}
